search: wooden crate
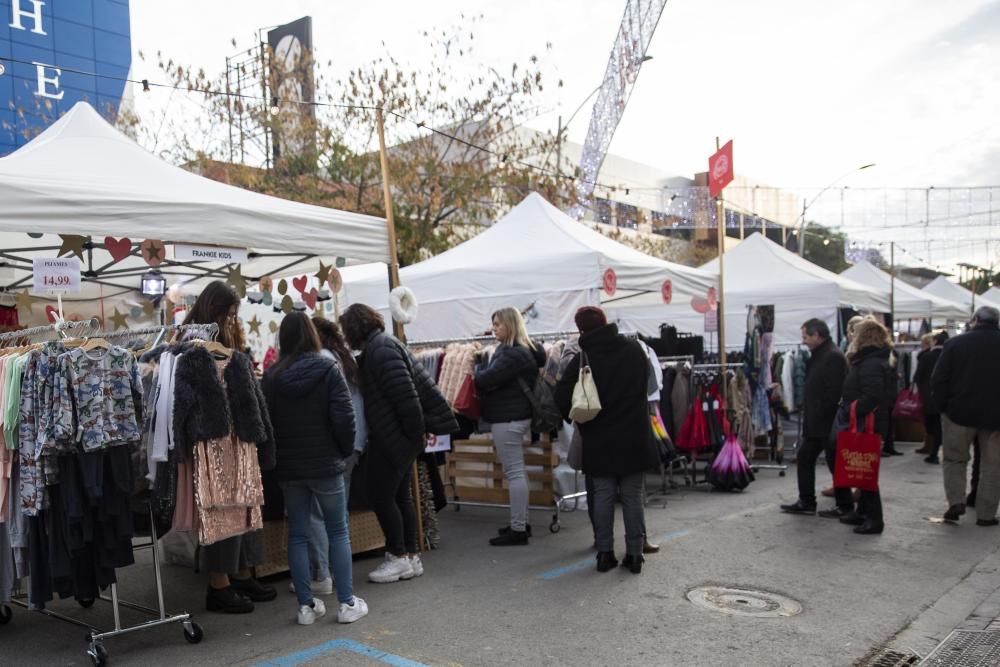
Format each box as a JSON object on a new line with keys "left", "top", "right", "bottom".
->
{"left": 256, "top": 510, "right": 385, "bottom": 577}
{"left": 447, "top": 436, "right": 557, "bottom": 507}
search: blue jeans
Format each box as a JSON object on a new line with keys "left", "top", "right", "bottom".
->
{"left": 305, "top": 453, "right": 358, "bottom": 581}
{"left": 282, "top": 475, "right": 354, "bottom": 606}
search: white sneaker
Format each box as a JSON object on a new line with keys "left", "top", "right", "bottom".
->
{"left": 288, "top": 577, "right": 334, "bottom": 595}
{"left": 368, "top": 553, "right": 415, "bottom": 583}
{"left": 408, "top": 555, "right": 424, "bottom": 577}
{"left": 337, "top": 596, "right": 369, "bottom": 624}
{"left": 297, "top": 599, "right": 326, "bottom": 625}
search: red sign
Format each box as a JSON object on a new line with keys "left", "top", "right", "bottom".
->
{"left": 602, "top": 268, "right": 617, "bottom": 296}
{"left": 661, "top": 280, "right": 673, "bottom": 304}
{"left": 708, "top": 140, "right": 734, "bottom": 198}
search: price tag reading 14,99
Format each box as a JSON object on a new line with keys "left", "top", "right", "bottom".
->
{"left": 33, "top": 257, "right": 82, "bottom": 294}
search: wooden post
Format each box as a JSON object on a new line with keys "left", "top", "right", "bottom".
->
{"left": 890, "top": 242, "right": 895, "bottom": 328}
{"left": 715, "top": 137, "right": 727, "bottom": 404}
{"left": 375, "top": 106, "right": 425, "bottom": 552}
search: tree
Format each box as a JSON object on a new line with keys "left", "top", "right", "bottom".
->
{"left": 801, "top": 222, "right": 850, "bottom": 273}
{"left": 136, "top": 16, "right": 569, "bottom": 266}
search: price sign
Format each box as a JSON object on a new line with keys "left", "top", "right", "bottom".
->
{"left": 425, "top": 434, "right": 451, "bottom": 454}
{"left": 704, "top": 309, "right": 718, "bottom": 333}
{"left": 33, "top": 258, "right": 81, "bottom": 294}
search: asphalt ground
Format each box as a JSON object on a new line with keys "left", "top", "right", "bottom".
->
{"left": 2, "top": 440, "right": 999, "bottom": 666}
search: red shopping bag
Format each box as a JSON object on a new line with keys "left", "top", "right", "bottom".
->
{"left": 892, "top": 386, "right": 923, "bottom": 421}
{"left": 453, "top": 373, "right": 481, "bottom": 420}
{"left": 833, "top": 402, "right": 881, "bottom": 492}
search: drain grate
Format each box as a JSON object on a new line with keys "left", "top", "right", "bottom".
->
{"left": 859, "top": 648, "right": 920, "bottom": 667}
{"left": 685, "top": 586, "right": 802, "bottom": 618}
{"left": 922, "top": 629, "right": 1000, "bottom": 666}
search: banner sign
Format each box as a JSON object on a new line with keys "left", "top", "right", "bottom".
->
{"left": 33, "top": 257, "right": 81, "bottom": 293}
{"left": 174, "top": 244, "right": 248, "bottom": 264}
{"left": 708, "top": 140, "right": 734, "bottom": 198}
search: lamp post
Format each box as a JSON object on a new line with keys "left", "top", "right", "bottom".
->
{"left": 795, "top": 163, "right": 875, "bottom": 256}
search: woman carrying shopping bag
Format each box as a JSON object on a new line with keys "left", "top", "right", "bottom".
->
{"left": 474, "top": 307, "right": 546, "bottom": 546}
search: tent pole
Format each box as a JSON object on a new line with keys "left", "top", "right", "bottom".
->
{"left": 376, "top": 106, "right": 425, "bottom": 552}
{"left": 890, "top": 242, "right": 895, "bottom": 330}
{"left": 715, "top": 137, "right": 727, "bottom": 404}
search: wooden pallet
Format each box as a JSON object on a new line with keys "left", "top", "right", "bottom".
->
{"left": 256, "top": 510, "right": 385, "bottom": 577}
{"left": 447, "top": 436, "right": 558, "bottom": 507}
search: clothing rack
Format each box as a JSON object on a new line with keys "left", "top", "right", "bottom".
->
{"left": 408, "top": 329, "right": 639, "bottom": 348}
{"left": 100, "top": 322, "right": 220, "bottom": 348}
{"left": 2, "top": 325, "right": 206, "bottom": 665}
{"left": 0, "top": 317, "right": 101, "bottom": 344}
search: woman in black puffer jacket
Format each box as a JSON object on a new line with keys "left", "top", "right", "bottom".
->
{"left": 831, "top": 318, "right": 895, "bottom": 535}
{"left": 340, "top": 304, "right": 457, "bottom": 584}
{"left": 262, "top": 313, "right": 367, "bottom": 625}
{"left": 474, "top": 307, "right": 546, "bottom": 546}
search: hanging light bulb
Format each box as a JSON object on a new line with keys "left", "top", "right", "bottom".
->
{"left": 270, "top": 96, "right": 280, "bottom": 115}
{"left": 141, "top": 79, "right": 150, "bottom": 92}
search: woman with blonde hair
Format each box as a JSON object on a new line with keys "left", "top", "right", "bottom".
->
{"left": 829, "top": 318, "right": 895, "bottom": 534}
{"left": 474, "top": 307, "right": 546, "bottom": 546}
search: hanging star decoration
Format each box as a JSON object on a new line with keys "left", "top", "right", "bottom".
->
{"left": 109, "top": 308, "right": 128, "bottom": 330}
{"left": 248, "top": 315, "right": 262, "bottom": 337}
{"left": 141, "top": 239, "right": 166, "bottom": 267}
{"left": 142, "top": 300, "right": 156, "bottom": 318}
{"left": 58, "top": 235, "right": 87, "bottom": 261}
{"left": 16, "top": 289, "right": 36, "bottom": 314}
{"left": 313, "top": 307, "right": 326, "bottom": 320}
{"left": 315, "top": 261, "right": 331, "bottom": 285}
{"left": 227, "top": 265, "right": 247, "bottom": 298}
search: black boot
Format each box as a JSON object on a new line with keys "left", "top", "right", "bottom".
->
{"left": 230, "top": 576, "right": 277, "bottom": 602}
{"left": 818, "top": 506, "right": 852, "bottom": 519}
{"left": 596, "top": 551, "right": 618, "bottom": 572}
{"left": 854, "top": 521, "right": 884, "bottom": 535}
{"left": 489, "top": 530, "right": 529, "bottom": 546}
{"left": 780, "top": 500, "right": 817, "bottom": 515}
{"left": 839, "top": 511, "right": 866, "bottom": 526}
{"left": 206, "top": 586, "right": 254, "bottom": 614}
{"left": 943, "top": 504, "right": 966, "bottom": 522}
{"left": 620, "top": 554, "right": 644, "bottom": 574}
{"left": 498, "top": 524, "right": 532, "bottom": 537}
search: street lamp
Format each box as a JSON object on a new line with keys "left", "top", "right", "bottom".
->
{"left": 795, "top": 163, "right": 875, "bottom": 256}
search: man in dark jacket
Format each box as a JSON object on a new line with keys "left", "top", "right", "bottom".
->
{"left": 913, "top": 331, "right": 948, "bottom": 464}
{"left": 781, "top": 318, "right": 848, "bottom": 515}
{"left": 931, "top": 306, "right": 1000, "bottom": 526}
{"left": 555, "top": 307, "right": 657, "bottom": 573}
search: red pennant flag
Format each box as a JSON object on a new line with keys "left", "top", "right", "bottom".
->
{"left": 708, "top": 140, "right": 734, "bottom": 198}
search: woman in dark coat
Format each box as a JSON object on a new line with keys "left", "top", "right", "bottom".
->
{"left": 340, "top": 304, "right": 457, "bottom": 584}
{"left": 913, "top": 331, "right": 948, "bottom": 464}
{"left": 262, "top": 313, "right": 367, "bottom": 626}
{"left": 833, "top": 318, "right": 895, "bottom": 535}
{"left": 555, "top": 307, "right": 657, "bottom": 573}
{"left": 474, "top": 307, "right": 546, "bottom": 546}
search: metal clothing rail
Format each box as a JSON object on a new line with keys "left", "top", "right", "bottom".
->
{"left": 100, "top": 322, "right": 220, "bottom": 348}
{"left": 0, "top": 317, "right": 100, "bottom": 343}
{"left": 408, "top": 329, "right": 639, "bottom": 348}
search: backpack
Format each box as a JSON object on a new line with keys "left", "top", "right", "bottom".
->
{"left": 517, "top": 373, "right": 563, "bottom": 434}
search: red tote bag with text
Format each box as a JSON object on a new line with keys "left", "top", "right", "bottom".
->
{"left": 833, "top": 402, "right": 881, "bottom": 492}
{"left": 453, "top": 373, "right": 481, "bottom": 421}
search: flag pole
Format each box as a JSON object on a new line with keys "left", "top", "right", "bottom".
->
{"left": 715, "top": 136, "right": 727, "bottom": 405}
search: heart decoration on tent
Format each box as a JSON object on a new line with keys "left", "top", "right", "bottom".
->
{"left": 327, "top": 268, "right": 343, "bottom": 293}
{"left": 45, "top": 305, "right": 59, "bottom": 323}
{"left": 302, "top": 288, "right": 318, "bottom": 310}
{"left": 690, "top": 297, "right": 711, "bottom": 314}
{"left": 602, "top": 268, "right": 617, "bottom": 296}
{"left": 268, "top": 320, "right": 279, "bottom": 334}
{"left": 277, "top": 279, "right": 288, "bottom": 296}
{"left": 707, "top": 287, "right": 718, "bottom": 309}
{"left": 661, "top": 280, "right": 673, "bottom": 305}
{"left": 280, "top": 295, "right": 293, "bottom": 314}
{"left": 104, "top": 236, "right": 132, "bottom": 263}
{"left": 292, "top": 276, "right": 309, "bottom": 295}
{"left": 141, "top": 239, "right": 165, "bottom": 267}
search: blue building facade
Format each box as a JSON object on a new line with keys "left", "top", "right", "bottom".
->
{"left": 0, "top": 0, "right": 131, "bottom": 155}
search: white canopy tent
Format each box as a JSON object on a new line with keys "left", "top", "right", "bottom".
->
{"left": 344, "top": 193, "right": 717, "bottom": 341}
{"left": 840, "top": 261, "right": 968, "bottom": 321}
{"left": 922, "top": 276, "right": 1000, "bottom": 318}
{"left": 0, "top": 102, "right": 388, "bottom": 325}
{"left": 612, "top": 233, "right": 891, "bottom": 345}
{"left": 983, "top": 286, "right": 1000, "bottom": 306}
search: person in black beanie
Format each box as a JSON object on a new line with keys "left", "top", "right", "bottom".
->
{"left": 555, "top": 306, "right": 657, "bottom": 573}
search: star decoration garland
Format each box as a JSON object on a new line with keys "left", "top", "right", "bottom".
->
{"left": 58, "top": 235, "right": 87, "bottom": 261}
{"left": 109, "top": 308, "right": 128, "bottom": 330}
{"left": 142, "top": 300, "right": 157, "bottom": 318}
{"left": 141, "top": 239, "right": 166, "bottom": 266}
{"left": 248, "top": 315, "right": 262, "bottom": 337}
{"left": 315, "top": 261, "right": 332, "bottom": 285}
{"left": 16, "top": 289, "right": 36, "bottom": 314}
{"left": 227, "top": 265, "right": 247, "bottom": 298}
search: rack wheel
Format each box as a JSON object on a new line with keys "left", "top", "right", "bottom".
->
{"left": 453, "top": 496, "right": 460, "bottom": 512}
{"left": 88, "top": 642, "right": 108, "bottom": 666}
{"left": 183, "top": 621, "right": 204, "bottom": 644}
{"left": 78, "top": 598, "right": 96, "bottom": 608}
{"left": 751, "top": 466, "right": 759, "bottom": 474}
{"left": 549, "top": 518, "right": 560, "bottom": 533}
{"left": 0, "top": 604, "right": 11, "bottom": 624}
{"left": 779, "top": 470, "right": 786, "bottom": 477}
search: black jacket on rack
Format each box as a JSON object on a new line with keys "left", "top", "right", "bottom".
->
{"left": 358, "top": 330, "right": 426, "bottom": 472}
{"left": 554, "top": 323, "right": 657, "bottom": 477}
{"left": 262, "top": 353, "right": 356, "bottom": 481}
{"left": 802, "top": 338, "right": 848, "bottom": 439}
{"left": 474, "top": 342, "right": 545, "bottom": 424}
{"left": 838, "top": 346, "right": 894, "bottom": 438}
{"left": 406, "top": 347, "right": 460, "bottom": 436}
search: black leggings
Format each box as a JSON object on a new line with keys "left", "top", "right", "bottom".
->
{"left": 365, "top": 452, "right": 418, "bottom": 556}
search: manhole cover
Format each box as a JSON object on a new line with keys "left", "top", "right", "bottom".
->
{"left": 686, "top": 586, "right": 802, "bottom": 617}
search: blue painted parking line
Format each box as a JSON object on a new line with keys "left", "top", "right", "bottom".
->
{"left": 536, "top": 529, "right": 689, "bottom": 580}
{"left": 253, "top": 638, "right": 430, "bottom": 667}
